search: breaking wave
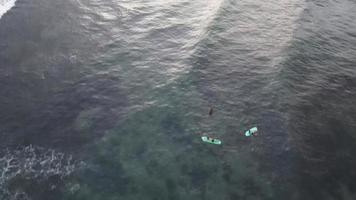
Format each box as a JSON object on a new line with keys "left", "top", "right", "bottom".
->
{"left": 0, "top": 0, "right": 16, "bottom": 20}
{"left": 0, "top": 145, "right": 78, "bottom": 200}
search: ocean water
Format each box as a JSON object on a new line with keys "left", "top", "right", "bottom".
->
{"left": 0, "top": 0, "right": 355, "bottom": 199}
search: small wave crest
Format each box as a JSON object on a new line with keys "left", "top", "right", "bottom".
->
{"left": 0, "top": 145, "right": 78, "bottom": 200}
{"left": 0, "top": 0, "right": 17, "bottom": 20}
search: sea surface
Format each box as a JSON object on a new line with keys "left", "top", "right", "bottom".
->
{"left": 0, "top": 0, "right": 356, "bottom": 199}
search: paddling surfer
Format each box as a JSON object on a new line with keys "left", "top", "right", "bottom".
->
{"left": 209, "top": 107, "right": 213, "bottom": 116}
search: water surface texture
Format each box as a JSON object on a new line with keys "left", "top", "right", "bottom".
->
{"left": 0, "top": 0, "right": 356, "bottom": 199}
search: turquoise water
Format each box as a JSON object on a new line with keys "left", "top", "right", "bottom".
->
{"left": 0, "top": 0, "right": 356, "bottom": 199}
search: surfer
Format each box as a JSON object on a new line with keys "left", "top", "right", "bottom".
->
{"left": 209, "top": 107, "right": 213, "bottom": 116}
{"left": 245, "top": 127, "right": 258, "bottom": 137}
{"left": 201, "top": 136, "right": 222, "bottom": 145}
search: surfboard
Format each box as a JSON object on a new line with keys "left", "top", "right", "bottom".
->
{"left": 201, "top": 136, "right": 222, "bottom": 145}
{"left": 245, "top": 127, "right": 258, "bottom": 137}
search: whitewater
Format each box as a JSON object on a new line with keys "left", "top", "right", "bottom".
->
{"left": 0, "top": 0, "right": 16, "bottom": 20}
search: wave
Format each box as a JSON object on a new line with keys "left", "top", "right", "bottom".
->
{"left": 0, "top": 145, "right": 79, "bottom": 200}
{"left": 0, "top": 0, "right": 16, "bottom": 20}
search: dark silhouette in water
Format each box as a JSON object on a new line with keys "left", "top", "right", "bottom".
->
{"left": 209, "top": 107, "right": 213, "bottom": 116}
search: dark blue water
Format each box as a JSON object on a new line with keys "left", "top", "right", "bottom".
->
{"left": 0, "top": 0, "right": 356, "bottom": 199}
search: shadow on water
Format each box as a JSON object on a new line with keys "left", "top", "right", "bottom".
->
{"left": 276, "top": 0, "right": 356, "bottom": 198}
{"left": 285, "top": 74, "right": 356, "bottom": 199}
{"left": 0, "top": 0, "right": 130, "bottom": 153}
{"left": 0, "top": 72, "right": 128, "bottom": 152}
{"left": 186, "top": 0, "right": 356, "bottom": 198}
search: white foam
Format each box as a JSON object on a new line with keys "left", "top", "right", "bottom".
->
{"left": 0, "top": 145, "right": 78, "bottom": 199}
{"left": 0, "top": 0, "right": 17, "bottom": 20}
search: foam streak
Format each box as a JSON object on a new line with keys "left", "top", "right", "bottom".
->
{"left": 0, "top": 0, "right": 17, "bottom": 20}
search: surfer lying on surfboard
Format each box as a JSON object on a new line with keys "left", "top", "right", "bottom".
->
{"left": 201, "top": 136, "right": 222, "bottom": 145}
{"left": 245, "top": 127, "right": 258, "bottom": 137}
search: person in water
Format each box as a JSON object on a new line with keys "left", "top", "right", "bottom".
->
{"left": 209, "top": 107, "right": 213, "bottom": 116}
{"left": 250, "top": 130, "right": 258, "bottom": 136}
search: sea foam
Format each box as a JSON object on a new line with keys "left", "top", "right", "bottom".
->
{"left": 0, "top": 0, "right": 16, "bottom": 20}
{"left": 0, "top": 145, "right": 78, "bottom": 200}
